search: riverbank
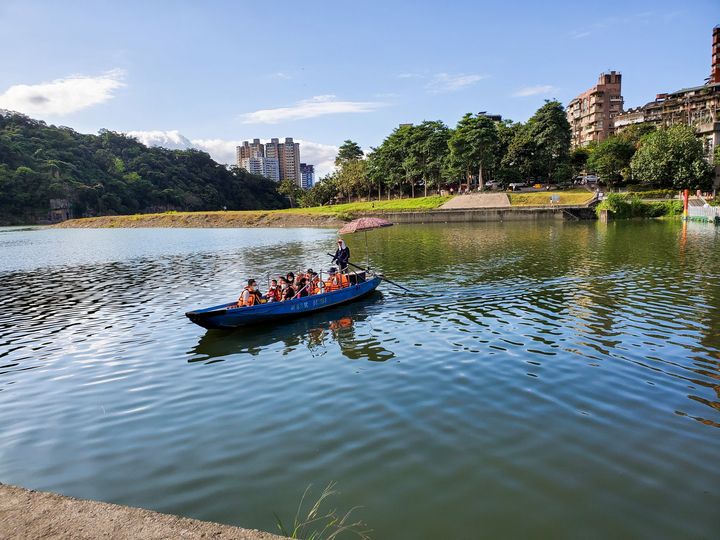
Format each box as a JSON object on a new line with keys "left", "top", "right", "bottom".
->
{"left": 55, "top": 210, "right": 348, "bottom": 229}
{"left": 55, "top": 193, "right": 598, "bottom": 228}
{"left": 0, "top": 483, "right": 287, "bottom": 540}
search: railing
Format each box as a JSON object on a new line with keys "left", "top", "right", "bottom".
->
{"left": 687, "top": 198, "right": 720, "bottom": 221}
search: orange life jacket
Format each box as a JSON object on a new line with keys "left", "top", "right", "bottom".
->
{"left": 338, "top": 274, "right": 350, "bottom": 288}
{"left": 267, "top": 287, "right": 281, "bottom": 302}
{"left": 238, "top": 287, "right": 260, "bottom": 307}
{"left": 324, "top": 278, "right": 338, "bottom": 292}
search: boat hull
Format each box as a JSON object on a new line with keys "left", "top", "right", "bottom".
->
{"left": 185, "top": 276, "right": 382, "bottom": 330}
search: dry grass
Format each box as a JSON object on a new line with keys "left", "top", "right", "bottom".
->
{"left": 508, "top": 191, "right": 594, "bottom": 206}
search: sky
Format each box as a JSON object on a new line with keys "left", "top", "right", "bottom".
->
{"left": 1, "top": 0, "right": 718, "bottom": 177}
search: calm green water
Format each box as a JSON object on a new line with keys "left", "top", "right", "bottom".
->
{"left": 1, "top": 221, "right": 719, "bottom": 539}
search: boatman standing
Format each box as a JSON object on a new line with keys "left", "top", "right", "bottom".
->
{"left": 332, "top": 239, "right": 350, "bottom": 272}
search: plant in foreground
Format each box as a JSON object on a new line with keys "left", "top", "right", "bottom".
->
{"left": 274, "top": 482, "right": 371, "bottom": 540}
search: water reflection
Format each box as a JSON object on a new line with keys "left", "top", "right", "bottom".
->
{"left": 188, "top": 294, "right": 395, "bottom": 364}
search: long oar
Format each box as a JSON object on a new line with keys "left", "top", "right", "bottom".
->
{"left": 327, "top": 254, "right": 412, "bottom": 293}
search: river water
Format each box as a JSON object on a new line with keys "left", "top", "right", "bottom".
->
{"left": 1, "top": 222, "right": 718, "bottom": 539}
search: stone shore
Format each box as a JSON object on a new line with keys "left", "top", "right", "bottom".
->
{"left": 0, "top": 484, "right": 288, "bottom": 540}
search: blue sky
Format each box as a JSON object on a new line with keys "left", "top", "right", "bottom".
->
{"left": 1, "top": 0, "right": 718, "bottom": 175}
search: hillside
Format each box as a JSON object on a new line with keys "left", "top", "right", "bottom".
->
{"left": 0, "top": 110, "right": 288, "bottom": 224}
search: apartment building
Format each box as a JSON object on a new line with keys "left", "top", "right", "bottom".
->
{"left": 613, "top": 26, "right": 720, "bottom": 175}
{"left": 240, "top": 156, "right": 280, "bottom": 182}
{"left": 300, "top": 163, "right": 314, "bottom": 189}
{"left": 236, "top": 138, "right": 265, "bottom": 162}
{"left": 236, "top": 137, "right": 302, "bottom": 184}
{"left": 278, "top": 137, "right": 301, "bottom": 184}
{"left": 566, "top": 71, "right": 624, "bottom": 147}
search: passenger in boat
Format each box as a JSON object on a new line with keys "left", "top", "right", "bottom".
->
{"left": 324, "top": 268, "right": 342, "bottom": 292}
{"left": 286, "top": 272, "right": 295, "bottom": 286}
{"left": 265, "top": 279, "right": 281, "bottom": 302}
{"left": 332, "top": 239, "right": 350, "bottom": 272}
{"left": 237, "top": 279, "right": 262, "bottom": 307}
{"left": 279, "top": 277, "right": 295, "bottom": 301}
{"left": 296, "top": 276, "right": 309, "bottom": 298}
{"left": 309, "top": 271, "right": 322, "bottom": 294}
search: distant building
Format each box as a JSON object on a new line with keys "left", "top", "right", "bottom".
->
{"left": 567, "top": 71, "right": 624, "bottom": 147}
{"left": 300, "top": 163, "right": 314, "bottom": 189}
{"left": 240, "top": 156, "right": 280, "bottom": 181}
{"left": 478, "top": 111, "right": 502, "bottom": 122}
{"left": 236, "top": 137, "right": 301, "bottom": 185}
{"left": 278, "top": 137, "right": 301, "bottom": 185}
{"left": 710, "top": 25, "right": 720, "bottom": 84}
{"left": 236, "top": 138, "right": 264, "bottom": 162}
{"left": 613, "top": 26, "right": 720, "bottom": 186}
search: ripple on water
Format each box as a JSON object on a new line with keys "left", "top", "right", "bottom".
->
{"left": 0, "top": 223, "right": 719, "bottom": 539}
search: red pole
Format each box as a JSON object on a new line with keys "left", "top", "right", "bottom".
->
{"left": 683, "top": 189, "right": 689, "bottom": 219}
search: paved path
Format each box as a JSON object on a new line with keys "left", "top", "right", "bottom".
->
{"left": 440, "top": 193, "right": 511, "bottom": 209}
{"left": 0, "top": 483, "right": 288, "bottom": 540}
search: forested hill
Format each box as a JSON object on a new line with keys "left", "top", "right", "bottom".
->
{"left": 0, "top": 110, "right": 288, "bottom": 224}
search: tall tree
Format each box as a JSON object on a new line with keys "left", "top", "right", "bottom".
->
{"left": 335, "top": 140, "right": 364, "bottom": 166}
{"left": 630, "top": 124, "right": 712, "bottom": 189}
{"left": 527, "top": 100, "right": 572, "bottom": 182}
{"left": 587, "top": 136, "right": 636, "bottom": 186}
{"left": 448, "top": 113, "right": 498, "bottom": 190}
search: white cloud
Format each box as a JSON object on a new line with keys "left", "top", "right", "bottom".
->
{"left": 271, "top": 72, "right": 292, "bottom": 80}
{"left": 240, "top": 95, "right": 385, "bottom": 124}
{"left": 425, "top": 73, "right": 488, "bottom": 93}
{"left": 125, "top": 131, "right": 339, "bottom": 178}
{"left": 295, "top": 140, "right": 338, "bottom": 179}
{"left": 512, "top": 85, "right": 557, "bottom": 97}
{"left": 570, "top": 30, "right": 591, "bottom": 39}
{"left": 125, "top": 129, "right": 193, "bottom": 150}
{"left": 0, "top": 70, "right": 124, "bottom": 116}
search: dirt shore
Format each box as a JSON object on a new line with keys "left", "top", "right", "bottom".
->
{"left": 0, "top": 483, "right": 288, "bottom": 540}
{"left": 55, "top": 211, "right": 345, "bottom": 229}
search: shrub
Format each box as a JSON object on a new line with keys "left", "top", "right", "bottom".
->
{"left": 596, "top": 193, "right": 682, "bottom": 219}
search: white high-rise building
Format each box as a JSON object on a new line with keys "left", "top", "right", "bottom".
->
{"left": 239, "top": 156, "right": 280, "bottom": 182}
{"left": 236, "top": 137, "right": 301, "bottom": 185}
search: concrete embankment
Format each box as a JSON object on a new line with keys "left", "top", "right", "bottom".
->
{"left": 0, "top": 483, "right": 288, "bottom": 540}
{"left": 370, "top": 206, "right": 596, "bottom": 223}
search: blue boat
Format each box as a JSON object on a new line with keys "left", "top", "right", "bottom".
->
{"left": 186, "top": 275, "right": 382, "bottom": 330}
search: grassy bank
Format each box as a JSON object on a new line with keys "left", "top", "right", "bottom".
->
{"left": 596, "top": 193, "right": 683, "bottom": 219}
{"left": 507, "top": 190, "right": 594, "bottom": 206}
{"left": 56, "top": 196, "right": 452, "bottom": 228}
{"left": 277, "top": 195, "right": 452, "bottom": 215}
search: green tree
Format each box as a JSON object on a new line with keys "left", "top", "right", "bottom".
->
{"left": 0, "top": 110, "right": 288, "bottom": 224}
{"left": 335, "top": 159, "right": 368, "bottom": 202}
{"left": 402, "top": 121, "right": 450, "bottom": 197}
{"left": 527, "top": 100, "right": 572, "bottom": 182}
{"left": 570, "top": 146, "right": 590, "bottom": 177}
{"left": 587, "top": 136, "right": 636, "bottom": 186}
{"left": 300, "top": 173, "right": 339, "bottom": 207}
{"left": 630, "top": 124, "right": 713, "bottom": 189}
{"left": 278, "top": 179, "right": 303, "bottom": 207}
{"left": 368, "top": 126, "right": 412, "bottom": 198}
{"left": 448, "top": 113, "right": 498, "bottom": 189}
{"left": 617, "top": 123, "right": 656, "bottom": 148}
{"left": 335, "top": 140, "right": 364, "bottom": 166}
{"left": 502, "top": 128, "right": 539, "bottom": 180}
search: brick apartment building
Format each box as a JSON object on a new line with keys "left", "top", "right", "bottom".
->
{"left": 567, "top": 71, "right": 624, "bottom": 147}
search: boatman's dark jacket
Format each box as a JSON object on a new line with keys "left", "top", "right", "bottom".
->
{"left": 333, "top": 246, "right": 350, "bottom": 269}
